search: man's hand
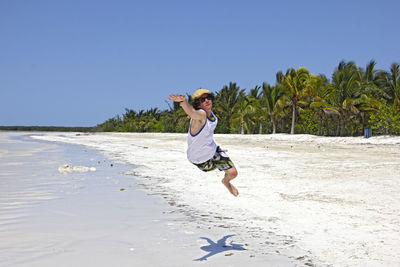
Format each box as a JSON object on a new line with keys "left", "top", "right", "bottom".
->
{"left": 169, "top": 94, "right": 186, "bottom": 103}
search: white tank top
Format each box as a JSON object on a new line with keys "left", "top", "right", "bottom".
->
{"left": 187, "top": 112, "right": 218, "bottom": 164}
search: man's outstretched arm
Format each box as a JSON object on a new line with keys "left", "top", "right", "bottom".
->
{"left": 168, "top": 94, "right": 206, "bottom": 121}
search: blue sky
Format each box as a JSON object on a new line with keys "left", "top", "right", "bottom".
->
{"left": 1, "top": 0, "right": 399, "bottom": 126}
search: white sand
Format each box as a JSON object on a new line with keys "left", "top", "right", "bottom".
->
{"left": 28, "top": 132, "right": 400, "bottom": 266}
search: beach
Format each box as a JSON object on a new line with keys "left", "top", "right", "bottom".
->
{"left": 1, "top": 132, "right": 400, "bottom": 266}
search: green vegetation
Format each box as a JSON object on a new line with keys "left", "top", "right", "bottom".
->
{"left": 97, "top": 60, "right": 400, "bottom": 136}
{"left": 4, "top": 60, "right": 399, "bottom": 136}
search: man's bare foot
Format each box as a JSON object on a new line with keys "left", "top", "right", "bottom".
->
{"left": 222, "top": 178, "right": 239, "bottom": 196}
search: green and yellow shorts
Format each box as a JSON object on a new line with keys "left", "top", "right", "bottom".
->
{"left": 194, "top": 146, "right": 234, "bottom": 172}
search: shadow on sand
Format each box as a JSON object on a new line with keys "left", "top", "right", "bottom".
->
{"left": 194, "top": 234, "right": 246, "bottom": 261}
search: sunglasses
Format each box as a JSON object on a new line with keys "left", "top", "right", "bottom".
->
{"left": 199, "top": 95, "right": 213, "bottom": 103}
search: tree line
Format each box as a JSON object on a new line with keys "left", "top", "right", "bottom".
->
{"left": 98, "top": 60, "right": 400, "bottom": 136}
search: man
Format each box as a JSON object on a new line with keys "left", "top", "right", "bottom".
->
{"left": 169, "top": 88, "right": 239, "bottom": 196}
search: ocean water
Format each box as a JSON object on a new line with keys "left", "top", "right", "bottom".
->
{"left": 0, "top": 132, "right": 181, "bottom": 266}
{"left": 0, "top": 132, "right": 125, "bottom": 224}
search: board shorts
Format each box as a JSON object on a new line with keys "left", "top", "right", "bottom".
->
{"left": 194, "top": 146, "right": 234, "bottom": 172}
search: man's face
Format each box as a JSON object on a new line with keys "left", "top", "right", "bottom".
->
{"left": 198, "top": 93, "right": 213, "bottom": 110}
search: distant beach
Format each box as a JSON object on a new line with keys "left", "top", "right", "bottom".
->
{"left": 2, "top": 132, "right": 400, "bottom": 266}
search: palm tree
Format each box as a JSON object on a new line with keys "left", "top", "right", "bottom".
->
{"left": 97, "top": 115, "right": 122, "bottom": 131}
{"left": 123, "top": 108, "right": 137, "bottom": 121}
{"left": 142, "top": 108, "right": 161, "bottom": 131}
{"left": 121, "top": 108, "right": 138, "bottom": 132}
{"left": 261, "top": 82, "right": 286, "bottom": 134}
{"left": 232, "top": 92, "right": 255, "bottom": 134}
{"left": 307, "top": 74, "right": 332, "bottom": 135}
{"left": 381, "top": 63, "right": 400, "bottom": 111}
{"left": 215, "top": 82, "right": 243, "bottom": 133}
{"left": 360, "top": 60, "right": 379, "bottom": 90}
{"left": 327, "top": 61, "right": 362, "bottom": 136}
{"left": 352, "top": 94, "right": 380, "bottom": 131}
{"left": 355, "top": 60, "right": 383, "bottom": 130}
{"left": 248, "top": 86, "right": 264, "bottom": 134}
{"left": 278, "top": 67, "right": 311, "bottom": 134}
{"left": 145, "top": 107, "right": 161, "bottom": 120}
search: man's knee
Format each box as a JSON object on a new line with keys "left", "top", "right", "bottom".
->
{"left": 227, "top": 167, "right": 238, "bottom": 179}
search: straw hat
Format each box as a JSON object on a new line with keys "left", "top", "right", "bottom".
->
{"left": 192, "top": 88, "right": 210, "bottom": 99}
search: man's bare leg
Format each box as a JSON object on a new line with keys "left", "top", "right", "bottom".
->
{"left": 222, "top": 167, "right": 238, "bottom": 196}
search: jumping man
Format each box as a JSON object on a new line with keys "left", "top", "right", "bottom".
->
{"left": 169, "top": 88, "right": 239, "bottom": 196}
